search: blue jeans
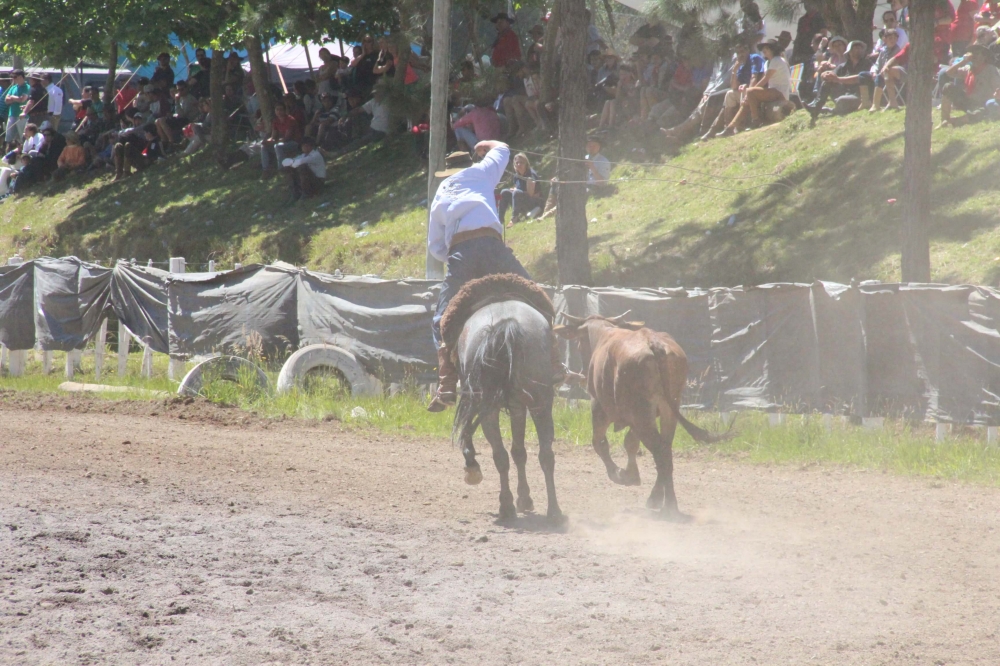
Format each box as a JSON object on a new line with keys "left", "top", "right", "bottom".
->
{"left": 432, "top": 235, "right": 530, "bottom": 348}
{"left": 261, "top": 140, "right": 298, "bottom": 171}
{"left": 454, "top": 126, "right": 478, "bottom": 149}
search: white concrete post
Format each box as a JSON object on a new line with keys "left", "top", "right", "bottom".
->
{"left": 141, "top": 343, "right": 153, "bottom": 378}
{"left": 234, "top": 263, "right": 242, "bottom": 270}
{"left": 41, "top": 349, "right": 52, "bottom": 374}
{"left": 94, "top": 318, "right": 108, "bottom": 380}
{"left": 862, "top": 417, "right": 884, "bottom": 430}
{"left": 0, "top": 344, "right": 7, "bottom": 374}
{"left": 822, "top": 413, "right": 833, "bottom": 432}
{"left": 168, "top": 258, "right": 186, "bottom": 381}
{"left": 117, "top": 321, "right": 131, "bottom": 376}
{"left": 768, "top": 413, "right": 785, "bottom": 427}
{"left": 208, "top": 260, "right": 215, "bottom": 272}
{"left": 988, "top": 427, "right": 998, "bottom": 447}
{"left": 147, "top": 259, "right": 153, "bottom": 268}
{"left": 935, "top": 422, "right": 952, "bottom": 443}
{"left": 65, "top": 351, "right": 75, "bottom": 379}
{"left": 8, "top": 349, "right": 27, "bottom": 376}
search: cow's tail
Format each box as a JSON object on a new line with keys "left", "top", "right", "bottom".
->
{"left": 452, "top": 319, "right": 521, "bottom": 444}
{"left": 650, "top": 339, "right": 734, "bottom": 445}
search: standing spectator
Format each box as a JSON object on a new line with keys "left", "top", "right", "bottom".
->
{"left": 451, "top": 101, "right": 502, "bottom": 150}
{"left": 24, "top": 74, "right": 48, "bottom": 126}
{"left": 584, "top": 9, "right": 605, "bottom": 55}
{"left": 502, "top": 60, "right": 536, "bottom": 136}
{"left": 934, "top": 0, "right": 957, "bottom": 63}
{"left": 281, "top": 135, "right": 326, "bottom": 203}
{"left": 189, "top": 48, "right": 212, "bottom": 99}
{"left": 43, "top": 73, "right": 64, "bottom": 125}
{"left": 224, "top": 53, "right": 246, "bottom": 99}
{"left": 792, "top": 0, "right": 826, "bottom": 102}
{"left": 938, "top": 44, "right": 1000, "bottom": 126}
{"left": 526, "top": 24, "right": 545, "bottom": 68}
{"left": 353, "top": 35, "right": 379, "bottom": 96}
{"left": 374, "top": 37, "right": 396, "bottom": 80}
{"left": 4, "top": 70, "right": 30, "bottom": 150}
{"left": 150, "top": 53, "right": 175, "bottom": 91}
{"left": 498, "top": 152, "right": 544, "bottom": 226}
{"left": 113, "top": 79, "right": 137, "bottom": 116}
{"left": 261, "top": 102, "right": 303, "bottom": 177}
{"left": 718, "top": 38, "right": 791, "bottom": 135}
{"left": 316, "top": 48, "right": 338, "bottom": 95}
{"left": 951, "top": 0, "right": 978, "bottom": 57}
{"left": 490, "top": 13, "right": 522, "bottom": 68}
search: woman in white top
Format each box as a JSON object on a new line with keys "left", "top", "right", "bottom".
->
{"left": 717, "top": 38, "right": 790, "bottom": 136}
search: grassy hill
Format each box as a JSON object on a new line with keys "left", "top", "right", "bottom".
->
{"left": 2, "top": 110, "right": 999, "bottom": 286}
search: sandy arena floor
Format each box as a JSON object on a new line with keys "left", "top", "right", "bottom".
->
{"left": 2, "top": 393, "right": 999, "bottom": 665}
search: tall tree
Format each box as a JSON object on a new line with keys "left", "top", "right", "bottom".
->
{"left": 901, "top": 0, "right": 935, "bottom": 282}
{"left": 209, "top": 48, "right": 229, "bottom": 163}
{"left": 555, "top": 0, "right": 592, "bottom": 286}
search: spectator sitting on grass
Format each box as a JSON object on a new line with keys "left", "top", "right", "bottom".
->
{"left": 938, "top": 44, "right": 1000, "bottom": 127}
{"left": 154, "top": 80, "right": 197, "bottom": 152}
{"left": 451, "top": 100, "right": 502, "bottom": 152}
{"left": 337, "top": 89, "right": 390, "bottom": 153}
{"left": 699, "top": 40, "right": 764, "bottom": 140}
{"left": 52, "top": 131, "right": 86, "bottom": 181}
{"left": 39, "top": 124, "right": 66, "bottom": 177}
{"left": 281, "top": 135, "right": 326, "bottom": 203}
{"left": 584, "top": 134, "right": 611, "bottom": 191}
{"left": 499, "top": 152, "right": 544, "bottom": 227}
{"left": 112, "top": 117, "right": 151, "bottom": 180}
{"left": 21, "top": 123, "right": 44, "bottom": 157}
{"left": 305, "top": 93, "right": 340, "bottom": 149}
{"left": 261, "top": 101, "right": 303, "bottom": 178}
{"left": 806, "top": 39, "right": 872, "bottom": 120}
{"left": 717, "top": 37, "right": 791, "bottom": 136}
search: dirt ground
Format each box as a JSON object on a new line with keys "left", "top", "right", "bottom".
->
{"left": 2, "top": 394, "right": 1000, "bottom": 665}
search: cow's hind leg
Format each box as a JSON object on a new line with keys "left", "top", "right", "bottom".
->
{"left": 619, "top": 428, "right": 642, "bottom": 486}
{"left": 481, "top": 409, "right": 517, "bottom": 523}
{"left": 634, "top": 421, "right": 666, "bottom": 510}
{"left": 592, "top": 401, "right": 629, "bottom": 485}
{"left": 530, "top": 396, "right": 564, "bottom": 522}
{"left": 647, "top": 416, "right": 689, "bottom": 521}
{"left": 509, "top": 403, "right": 534, "bottom": 513}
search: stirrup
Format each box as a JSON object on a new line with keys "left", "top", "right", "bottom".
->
{"left": 427, "top": 390, "right": 456, "bottom": 412}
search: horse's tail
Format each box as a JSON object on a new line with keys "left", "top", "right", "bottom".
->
{"left": 453, "top": 319, "right": 522, "bottom": 443}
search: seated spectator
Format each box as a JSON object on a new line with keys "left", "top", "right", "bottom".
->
{"left": 293, "top": 80, "right": 316, "bottom": 118}
{"left": 154, "top": 80, "right": 198, "bottom": 151}
{"left": 499, "top": 152, "right": 544, "bottom": 226}
{"left": 133, "top": 85, "right": 154, "bottom": 115}
{"left": 864, "top": 29, "right": 902, "bottom": 110}
{"left": 281, "top": 135, "right": 326, "bottom": 203}
{"left": 452, "top": 100, "right": 502, "bottom": 151}
{"left": 261, "top": 102, "right": 303, "bottom": 177}
{"left": 590, "top": 51, "right": 620, "bottom": 113}
{"left": 112, "top": 116, "right": 149, "bottom": 179}
{"left": 952, "top": 0, "right": 978, "bottom": 59}
{"left": 599, "top": 64, "right": 637, "bottom": 128}
{"left": 717, "top": 37, "right": 792, "bottom": 136}
{"left": 700, "top": 41, "right": 765, "bottom": 139}
{"left": 814, "top": 35, "right": 848, "bottom": 86}
{"left": 77, "top": 106, "right": 109, "bottom": 148}
{"left": 630, "top": 16, "right": 669, "bottom": 56}
{"left": 114, "top": 80, "right": 139, "bottom": 115}
{"left": 38, "top": 123, "right": 66, "bottom": 177}
{"left": 10, "top": 153, "right": 40, "bottom": 193}
{"left": 337, "top": 90, "right": 390, "bottom": 152}
{"left": 502, "top": 60, "right": 537, "bottom": 136}
{"left": 181, "top": 98, "right": 213, "bottom": 155}
{"left": 189, "top": 48, "right": 212, "bottom": 99}
{"left": 317, "top": 48, "right": 338, "bottom": 95}
{"left": 150, "top": 53, "right": 175, "bottom": 91}
{"left": 21, "top": 123, "right": 44, "bottom": 157}
{"left": 52, "top": 132, "right": 86, "bottom": 180}
{"left": 225, "top": 53, "right": 246, "bottom": 98}
{"left": 876, "top": 11, "right": 909, "bottom": 50}
{"left": 583, "top": 134, "right": 612, "bottom": 196}
{"left": 938, "top": 44, "right": 1000, "bottom": 126}
{"left": 523, "top": 62, "right": 549, "bottom": 131}
{"left": 305, "top": 93, "right": 340, "bottom": 149}
{"left": 282, "top": 91, "right": 308, "bottom": 126}
{"left": 526, "top": 24, "right": 546, "bottom": 68}
{"left": 806, "top": 39, "right": 872, "bottom": 120}
{"left": 373, "top": 38, "right": 396, "bottom": 80}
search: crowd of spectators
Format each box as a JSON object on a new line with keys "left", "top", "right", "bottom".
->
{"left": 4, "top": 0, "right": 1000, "bottom": 205}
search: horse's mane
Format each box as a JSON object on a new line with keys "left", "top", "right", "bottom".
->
{"left": 440, "top": 273, "right": 555, "bottom": 350}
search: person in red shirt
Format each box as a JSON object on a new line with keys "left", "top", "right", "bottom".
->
{"left": 261, "top": 102, "right": 303, "bottom": 177}
{"left": 490, "top": 13, "right": 522, "bottom": 69}
{"left": 934, "top": 0, "right": 957, "bottom": 63}
{"left": 113, "top": 81, "right": 138, "bottom": 115}
{"left": 951, "top": 0, "right": 978, "bottom": 57}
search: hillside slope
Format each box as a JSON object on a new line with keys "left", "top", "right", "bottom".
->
{"left": 2, "top": 111, "right": 998, "bottom": 286}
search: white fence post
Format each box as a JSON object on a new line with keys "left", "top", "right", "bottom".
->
{"left": 168, "top": 258, "right": 186, "bottom": 381}
{"left": 988, "top": 427, "right": 998, "bottom": 447}
{"left": 208, "top": 260, "right": 215, "bottom": 272}
{"left": 0, "top": 344, "right": 6, "bottom": 374}
{"left": 94, "top": 318, "right": 108, "bottom": 380}
{"left": 935, "top": 422, "right": 952, "bottom": 443}
{"left": 8, "top": 349, "right": 26, "bottom": 376}
{"left": 118, "top": 321, "right": 131, "bottom": 377}
{"left": 41, "top": 349, "right": 52, "bottom": 374}
{"left": 141, "top": 342, "right": 153, "bottom": 378}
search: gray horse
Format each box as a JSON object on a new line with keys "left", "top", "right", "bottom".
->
{"left": 452, "top": 300, "right": 563, "bottom": 524}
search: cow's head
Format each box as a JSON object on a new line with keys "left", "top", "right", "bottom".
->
{"left": 552, "top": 311, "right": 645, "bottom": 340}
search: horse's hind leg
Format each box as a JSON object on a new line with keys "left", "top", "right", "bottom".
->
{"left": 458, "top": 404, "right": 482, "bottom": 485}
{"left": 530, "top": 397, "right": 564, "bottom": 522}
{"left": 509, "top": 403, "right": 534, "bottom": 513}
{"left": 481, "top": 409, "right": 516, "bottom": 523}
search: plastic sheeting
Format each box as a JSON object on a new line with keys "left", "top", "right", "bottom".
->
{"left": 3, "top": 257, "right": 1000, "bottom": 423}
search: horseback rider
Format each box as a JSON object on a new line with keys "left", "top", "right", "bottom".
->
{"left": 427, "top": 140, "right": 563, "bottom": 412}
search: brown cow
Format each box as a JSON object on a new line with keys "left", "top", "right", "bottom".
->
{"left": 554, "top": 313, "right": 728, "bottom": 520}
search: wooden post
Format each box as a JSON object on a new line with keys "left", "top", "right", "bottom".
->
{"left": 118, "top": 320, "right": 131, "bottom": 376}
{"left": 94, "top": 318, "right": 108, "bottom": 380}
{"left": 425, "top": 0, "right": 452, "bottom": 280}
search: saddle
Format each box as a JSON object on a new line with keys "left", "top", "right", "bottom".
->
{"left": 439, "top": 273, "right": 555, "bottom": 350}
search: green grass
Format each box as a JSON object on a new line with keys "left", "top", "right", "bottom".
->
{"left": 3, "top": 111, "right": 1000, "bottom": 286}
{"left": 4, "top": 350, "right": 1000, "bottom": 486}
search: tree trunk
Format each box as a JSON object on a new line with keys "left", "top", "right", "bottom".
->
{"left": 104, "top": 41, "right": 118, "bottom": 108}
{"left": 464, "top": 3, "right": 483, "bottom": 66}
{"left": 245, "top": 35, "right": 274, "bottom": 136}
{"left": 209, "top": 47, "right": 229, "bottom": 164}
{"left": 554, "top": 0, "right": 592, "bottom": 286}
{"left": 540, "top": 0, "right": 562, "bottom": 106}
{"left": 901, "top": 0, "right": 935, "bottom": 282}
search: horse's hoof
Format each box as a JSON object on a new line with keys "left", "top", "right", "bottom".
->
{"left": 646, "top": 493, "right": 664, "bottom": 510}
{"left": 516, "top": 495, "right": 534, "bottom": 513}
{"left": 658, "top": 508, "right": 693, "bottom": 523}
{"left": 497, "top": 504, "right": 517, "bottom": 524}
{"left": 464, "top": 466, "right": 483, "bottom": 485}
{"left": 609, "top": 467, "right": 630, "bottom": 486}
{"left": 547, "top": 509, "right": 568, "bottom": 526}
{"left": 619, "top": 468, "right": 641, "bottom": 486}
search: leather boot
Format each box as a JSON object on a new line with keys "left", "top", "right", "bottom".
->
{"left": 551, "top": 344, "right": 567, "bottom": 386}
{"left": 427, "top": 345, "right": 458, "bottom": 412}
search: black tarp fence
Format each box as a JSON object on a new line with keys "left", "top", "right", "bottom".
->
{"left": 3, "top": 257, "right": 1000, "bottom": 424}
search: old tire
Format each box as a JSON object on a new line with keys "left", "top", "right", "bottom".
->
{"left": 177, "top": 355, "right": 270, "bottom": 396}
{"left": 276, "top": 344, "right": 382, "bottom": 396}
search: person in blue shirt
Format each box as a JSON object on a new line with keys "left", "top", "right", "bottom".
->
{"left": 700, "top": 41, "right": 765, "bottom": 140}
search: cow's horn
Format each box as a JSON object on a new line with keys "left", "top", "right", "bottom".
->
{"left": 607, "top": 310, "right": 632, "bottom": 323}
{"left": 560, "top": 313, "right": 586, "bottom": 324}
